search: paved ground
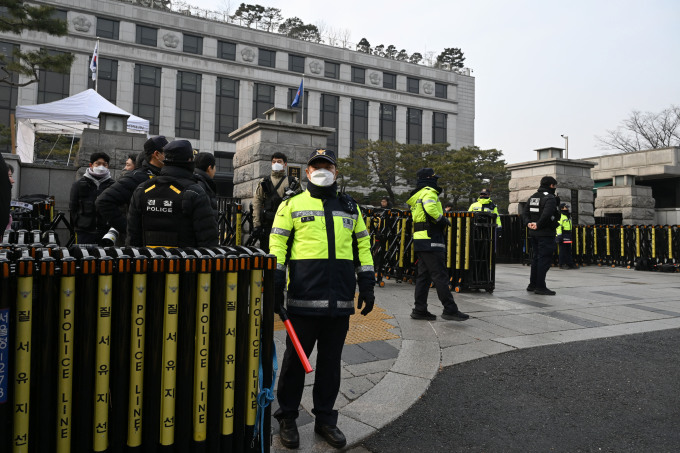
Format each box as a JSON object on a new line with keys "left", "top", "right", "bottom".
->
{"left": 269, "top": 263, "right": 680, "bottom": 452}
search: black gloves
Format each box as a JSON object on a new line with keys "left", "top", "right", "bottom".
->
{"left": 556, "top": 234, "right": 563, "bottom": 243}
{"left": 357, "top": 292, "right": 375, "bottom": 316}
{"left": 252, "top": 226, "right": 263, "bottom": 239}
{"left": 274, "top": 269, "right": 286, "bottom": 315}
{"left": 436, "top": 216, "right": 451, "bottom": 229}
{"left": 496, "top": 227, "right": 502, "bottom": 239}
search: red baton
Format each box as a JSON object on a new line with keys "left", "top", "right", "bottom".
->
{"left": 279, "top": 308, "right": 313, "bottom": 374}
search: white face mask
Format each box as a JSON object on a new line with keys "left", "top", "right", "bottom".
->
{"left": 272, "top": 162, "right": 284, "bottom": 171}
{"left": 91, "top": 165, "right": 109, "bottom": 175}
{"left": 309, "top": 168, "right": 335, "bottom": 187}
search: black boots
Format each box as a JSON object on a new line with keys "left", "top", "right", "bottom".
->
{"left": 314, "top": 423, "right": 347, "bottom": 448}
{"left": 278, "top": 418, "right": 300, "bottom": 449}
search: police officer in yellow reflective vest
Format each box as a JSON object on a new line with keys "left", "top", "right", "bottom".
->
{"left": 556, "top": 202, "right": 577, "bottom": 269}
{"left": 127, "top": 140, "right": 218, "bottom": 247}
{"left": 407, "top": 168, "right": 469, "bottom": 322}
{"left": 270, "top": 149, "right": 374, "bottom": 450}
{"left": 468, "top": 188, "right": 502, "bottom": 232}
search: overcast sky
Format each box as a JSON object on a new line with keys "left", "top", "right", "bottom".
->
{"left": 184, "top": 0, "right": 680, "bottom": 164}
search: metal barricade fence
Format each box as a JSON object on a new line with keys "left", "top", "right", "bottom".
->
{"left": 0, "top": 243, "right": 275, "bottom": 453}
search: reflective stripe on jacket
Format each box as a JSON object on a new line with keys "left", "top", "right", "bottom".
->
{"left": 269, "top": 190, "right": 373, "bottom": 317}
{"left": 556, "top": 213, "right": 572, "bottom": 235}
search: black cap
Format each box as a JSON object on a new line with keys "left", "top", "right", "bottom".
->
{"left": 480, "top": 188, "right": 490, "bottom": 196}
{"left": 560, "top": 203, "right": 569, "bottom": 210}
{"left": 162, "top": 140, "right": 194, "bottom": 162}
{"left": 540, "top": 176, "right": 557, "bottom": 187}
{"left": 307, "top": 148, "right": 337, "bottom": 166}
{"left": 416, "top": 168, "right": 439, "bottom": 180}
{"left": 143, "top": 136, "right": 168, "bottom": 155}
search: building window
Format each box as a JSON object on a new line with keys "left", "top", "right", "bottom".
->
{"left": 96, "top": 17, "right": 119, "bottom": 40}
{"left": 37, "top": 49, "right": 70, "bottom": 103}
{"left": 214, "top": 151, "right": 235, "bottom": 196}
{"left": 0, "top": 41, "right": 18, "bottom": 153}
{"left": 407, "top": 108, "right": 422, "bottom": 144}
{"left": 183, "top": 34, "right": 203, "bottom": 55}
{"left": 324, "top": 61, "right": 339, "bottom": 79}
{"left": 218, "top": 41, "right": 236, "bottom": 60}
{"left": 321, "top": 94, "right": 339, "bottom": 150}
{"left": 51, "top": 9, "right": 67, "bottom": 21}
{"left": 351, "top": 99, "right": 369, "bottom": 153}
{"left": 407, "top": 77, "right": 419, "bottom": 94}
{"left": 134, "top": 64, "right": 161, "bottom": 135}
{"left": 379, "top": 104, "right": 396, "bottom": 143}
{"left": 176, "top": 71, "right": 202, "bottom": 139}
{"left": 258, "top": 48, "right": 275, "bottom": 68}
{"left": 435, "top": 82, "right": 447, "bottom": 99}
{"left": 383, "top": 72, "right": 396, "bottom": 90}
{"left": 288, "top": 54, "right": 305, "bottom": 73}
{"left": 433, "top": 112, "right": 447, "bottom": 144}
{"left": 253, "top": 83, "right": 274, "bottom": 119}
{"left": 287, "top": 88, "right": 308, "bottom": 123}
{"left": 215, "top": 77, "right": 239, "bottom": 142}
{"left": 352, "top": 67, "right": 365, "bottom": 84}
{"left": 136, "top": 25, "right": 158, "bottom": 47}
{"left": 88, "top": 57, "right": 118, "bottom": 104}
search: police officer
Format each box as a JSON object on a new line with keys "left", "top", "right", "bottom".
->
{"left": 252, "top": 152, "right": 299, "bottom": 251}
{"left": 556, "top": 203, "right": 577, "bottom": 269}
{"left": 522, "top": 176, "right": 560, "bottom": 295}
{"left": 407, "top": 168, "right": 469, "bottom": 321}
{"left": 96, "top": 135, "right": 167, "bottom": 244}
{"left": 127, "top": 140, "right": 218, "bottom": 247}
{"left": 468, "top": 188, "right": 502, "bottom": 231}
{"left": 270, "top": 148, "right": 374, "bottom": 450}
{"left": 69, "top": 152, "right": 115, "bottom": 244}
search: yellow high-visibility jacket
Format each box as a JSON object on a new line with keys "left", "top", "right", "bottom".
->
{"left": 269, "top": 190, "right": 373, "bottom": 316}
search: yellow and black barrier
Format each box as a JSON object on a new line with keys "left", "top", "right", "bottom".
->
{"left": 0, "top": 244, "right": 276, "bottom": 453}
{"left": 361, "top": 208, "right": 497, "bottom": 292}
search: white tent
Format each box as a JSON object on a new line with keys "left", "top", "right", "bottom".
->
{"left": 15, "top": 89, "right": 150, "bottom": 163}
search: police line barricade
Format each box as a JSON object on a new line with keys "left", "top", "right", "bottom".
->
{"left": 0, "top": 243, "right": 276, "bottom": 453}
{"left": 520, "top": 224, "right": 679, "bottom": 272}
{"left": 360, "top": 209, "right": 496, "bottom": 292}
{"left": 496, "top": 215, "right": 524, "bottom": 264}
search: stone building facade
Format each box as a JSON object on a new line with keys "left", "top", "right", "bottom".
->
{"left": 0, "top": 0, "right": 475, "bottom": 196}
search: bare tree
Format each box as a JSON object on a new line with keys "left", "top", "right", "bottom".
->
{"left": 339, "top": 28, "right": 352, "bottom": 49}
{"left": 597, "top": 106, "right": 680, "bottom": 152}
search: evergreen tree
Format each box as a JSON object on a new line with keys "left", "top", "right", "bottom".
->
{"left": 0, "top": 0, "right": 74, "bottom": 87}
{"left": 435, "top": 47, "right": 466, "bottom": 69}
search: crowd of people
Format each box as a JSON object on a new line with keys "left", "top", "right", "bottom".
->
{"left": 0, "top": 140, "right": 572, "bottom": 450}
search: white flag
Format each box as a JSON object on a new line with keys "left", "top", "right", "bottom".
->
{"left": 89, "top": 42, "right": 98, "bottom": 81}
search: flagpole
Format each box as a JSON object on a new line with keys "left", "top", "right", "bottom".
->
{"left": 94, "top": 38, "right": 99, "bottom": 93}
{"left": 301, "top": 75, "right": 305, "bottom": 125}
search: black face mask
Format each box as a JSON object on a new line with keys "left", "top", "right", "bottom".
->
{"left": 562, "top": 210, "right": 570, "bottom": 216}
{"left": 547, "top": 187, "right": 556, "bottom": 195}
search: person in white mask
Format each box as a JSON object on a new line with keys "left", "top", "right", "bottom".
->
{"left": 252, "top": 152, "right": 300, "bottom": 251}
{"left": 69, "top": 152, "right": 115, "bottom": 244}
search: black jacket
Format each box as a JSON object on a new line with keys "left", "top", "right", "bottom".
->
{"left": 193, "top": 169, "right": 218, "bottom": 217}
{"left": 127, "top": 165, "right": 218, "bottom": 247}
{"left": 522, "top": 186, "right": 559, "bottom": 237}
{"left": 96, "top": 162, "right": 162, "bottom": 233}
{"left": 69, "top": 172, "right": 115, "bottom": 233}
{"left": 0, "top": 154, "right": 9, "bottom": 230}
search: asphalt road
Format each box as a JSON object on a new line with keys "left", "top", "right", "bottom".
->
{"left": 360, "top": 328, "right": 680, "bottom": 453}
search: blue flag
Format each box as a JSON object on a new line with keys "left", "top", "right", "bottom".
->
{"left": 291, "top": 79, "right": 303, "bottom": 107}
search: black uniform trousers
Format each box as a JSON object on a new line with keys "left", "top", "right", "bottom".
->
{"left": 559, "top": 240, "right": 575, "bottom": 266}
{"left": 414, "top": 250, "right": 459, "bottom": 314}
{"left": 274, "top": 314, "right": 349, "bottom": 426}
{"left": 529, "top": 236, "right": 556, "bottom": 289}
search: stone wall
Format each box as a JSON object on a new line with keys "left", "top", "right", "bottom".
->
{"left": 594, "top": 185, "right": 655, "bottom": 225}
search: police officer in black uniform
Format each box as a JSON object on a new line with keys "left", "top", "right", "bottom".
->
{"left": 127, "top": 140, "right": 218, "bottom": 247}
{"left": 522, "top": 176, "right": 560, "bottom": 295}
{"left": 96, "top": 135, "right": 167, "bottom": 244}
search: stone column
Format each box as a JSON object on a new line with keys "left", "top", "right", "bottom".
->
{"left": 594, "top": 186, "right": 655, "bottom": 225}
{"left": 368, "top": 101, "right": 380, "bottom": 141}
{"left": 230, "top": 108, "right": 334, "bottom": 208}
{"left": 507, "top": 157, "right": 597, "bottom": 225}
{"left": 159, "top": 68, "right": 177, "bottom": 137}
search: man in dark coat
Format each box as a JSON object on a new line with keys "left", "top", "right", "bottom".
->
{"left": 69, "top": 152, "right": 115, "bottom": 244}
{"left": 127, "top": 140, "right": 218, "bottom": 247}
{"left": 96, "top": 135, "right": 167, "bottom": 243}
{"left": 193, "top": 152, "right": 218, "bottom": 218}
{"left": 522, "top": 176, "right": 560, "bottom": 295}
{"left": 0, "top": 153, "right": 10, "bottom": 230}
